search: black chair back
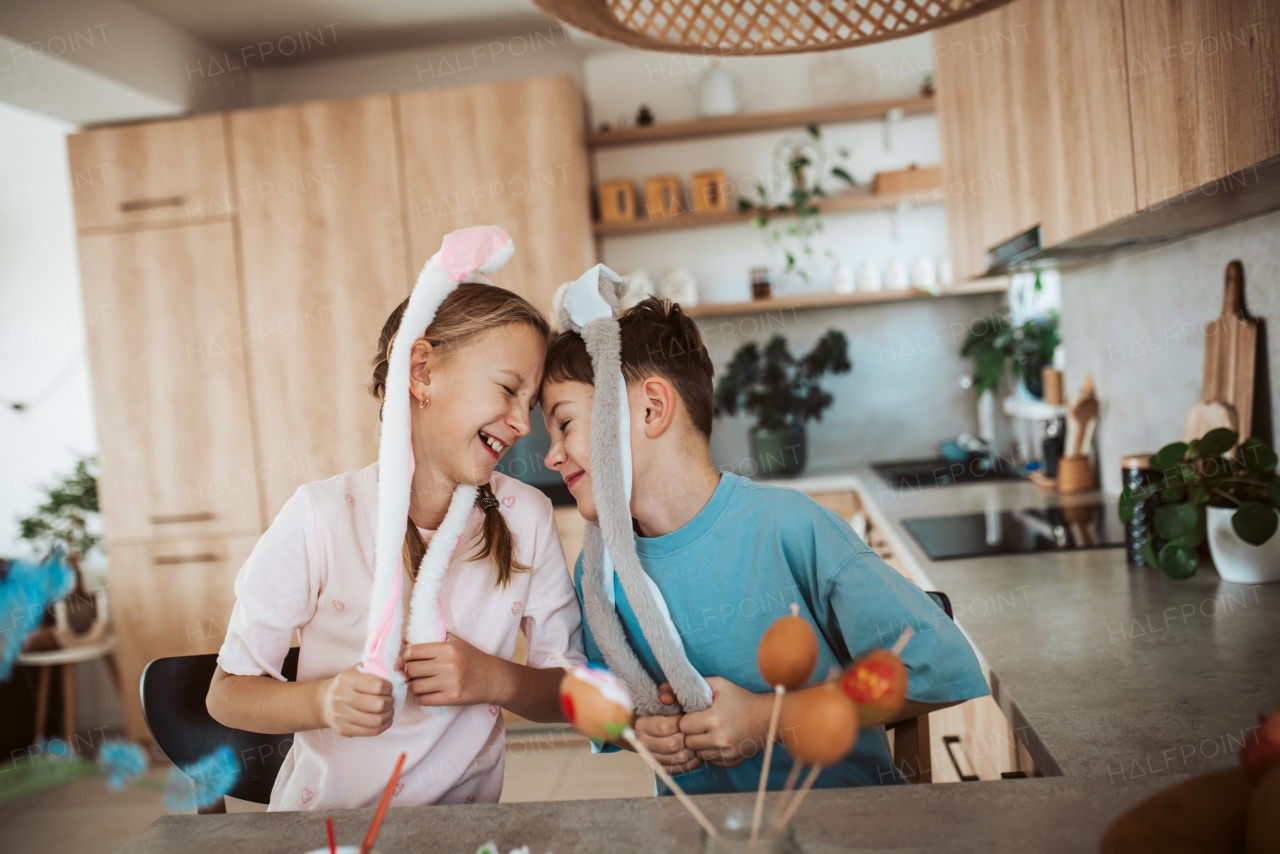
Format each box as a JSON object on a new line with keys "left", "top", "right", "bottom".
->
{"left": 140, "top": 648, "right": 300, "bottom": 804}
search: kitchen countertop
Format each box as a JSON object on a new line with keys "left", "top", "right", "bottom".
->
{"left": 116, "top": 777, "right": 1147, "bottom": 854}
{"left": 765, "top": 467, "right": 1277, "bottom": 782}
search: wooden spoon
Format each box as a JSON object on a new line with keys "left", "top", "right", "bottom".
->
{"left": 1067, "top": 374, "right": 1098, "bottom": 457}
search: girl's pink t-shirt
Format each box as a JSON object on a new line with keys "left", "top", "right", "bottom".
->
{"left": 217, "top": 464, "right": 585, "bottom": 811}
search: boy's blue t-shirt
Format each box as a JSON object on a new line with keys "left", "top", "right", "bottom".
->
{"left": 572, "top": 471, "right": 990, "bottom": 794}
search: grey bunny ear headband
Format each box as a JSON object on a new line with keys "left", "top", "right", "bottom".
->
{"left": 553, "top": 265, "right": 712, "bottom": 716}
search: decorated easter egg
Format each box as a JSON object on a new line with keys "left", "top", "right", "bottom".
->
{"left": 841, "top": 648, "right": 908, "bottom": 728}
{"left": 559, "top": 664, "right": 634, "bottom": 743}
{"left": 757, "top": 614, "right": 819, "bottom": 689}
{"left": 778, "top": 683, "right": 858, "bottom": 766}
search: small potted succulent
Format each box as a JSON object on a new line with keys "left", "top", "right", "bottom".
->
{"left": 713, "top": 331, "right": 851, "bottom": 477}
{"left": 1118, "top": 428, "right": 1280, "bottom": 582}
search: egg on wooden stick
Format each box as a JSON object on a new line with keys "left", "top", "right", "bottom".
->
{"left": 840, "top": 626, "right": 913, "bottom": 728}
{"left": 558, "top": 663, "right": 634, "bottom": 743}
{"left": 778, "top": 681, "right": 860, "bottom": 766}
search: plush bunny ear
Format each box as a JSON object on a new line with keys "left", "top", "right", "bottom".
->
{"left": 361, "top": 225, "right": 513, "bottom": 705}
{"left": 552, "top": 280, "right": 573, "bottom": 333}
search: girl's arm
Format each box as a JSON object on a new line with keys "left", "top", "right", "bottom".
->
{"left": 208, "top": 664, "right": 394, "bottom": 736}
{"left": 402, "top": 634, "right": 565, "bottom": 723}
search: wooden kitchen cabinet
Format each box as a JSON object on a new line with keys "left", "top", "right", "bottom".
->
{"left": 76, "top": 222, "right": 263, "bottom": 542}
{"left": 926, "top": 694, "right": 1032, "bottom": 782}
{"left": 66, "top": 114, "right": 230, "bottom": 231}
{"left": 397, "top": 76, "right": 595, "bottom": 318}
{"left": 1124, "top": 0, "right": 1280, "bottom": 210}
{"left": 230, "top": 95, "right": 411, "bottom": 519}
{"left": 109, "top": 536, "right": 258, "bottom": 739}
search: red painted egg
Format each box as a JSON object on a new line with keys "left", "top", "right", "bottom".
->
{"left": 841, "top": 648, "right": 908, "bottom": 728}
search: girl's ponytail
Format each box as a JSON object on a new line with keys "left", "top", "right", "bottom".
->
{"left": 372, "top": 284, "right": 548, "bottom": 588}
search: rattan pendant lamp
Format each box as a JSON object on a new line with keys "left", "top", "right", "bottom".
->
{"left": 535, "top": 0, "right": 1015, "bottom": 55}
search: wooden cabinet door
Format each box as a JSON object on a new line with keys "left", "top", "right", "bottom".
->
{"left": 933, "top": 1, "right": 1040, "bottom": 279}
{"left": 67, "top": 115, "right": 231, "bottom": 231}
{"left": 1125, "top": 0, "right": 1280, "bottom": 210}
{"left": 230, "top": 95, "right": 410, "bottom": 519}
{"left": 398, "top": 76, "right": 595, "bottom": 318}
{"left": 77, "top": 223, "right": 263, "bottom": 542}
{"left": 110, "top": 535, "right": 259, "bottom": 739}
{"left": 1033, "top": 0, "right": 1137, "bottom": 243}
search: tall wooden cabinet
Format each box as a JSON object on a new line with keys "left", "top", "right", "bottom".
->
{"left": 70, "top": 75, "right": 594, "bottom": 740}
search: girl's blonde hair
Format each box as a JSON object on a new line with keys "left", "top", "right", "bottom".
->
{"left": 371, "top": 283, "right": 550, "bottom": 588}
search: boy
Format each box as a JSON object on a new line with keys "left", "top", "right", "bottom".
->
{"left": 542, "top": 295, "right": 989, "bottom": 793}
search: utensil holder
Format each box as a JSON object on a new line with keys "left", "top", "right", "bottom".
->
{"left": 1056, "top": 455, "right": 1096, "bottom": 493}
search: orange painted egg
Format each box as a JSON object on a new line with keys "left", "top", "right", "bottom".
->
{"left": 559, "top": 665, "right": 634, "bottom": 743}
{"left": 841, "top": 648, "right": 908, "bottom": 728}
{"left": 778, "top": 683, "right": 858, "bottom": 766}
{"left": 757, "top": 615, "right": 819, "bottom": 689}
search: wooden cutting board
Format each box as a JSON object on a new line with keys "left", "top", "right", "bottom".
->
{"left": 1184, "top": 261, "right": 1257, "bottom": 442}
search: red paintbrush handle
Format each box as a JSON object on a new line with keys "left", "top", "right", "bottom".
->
{"left": 359, "top": 753, "right": 406, "bottom": 854}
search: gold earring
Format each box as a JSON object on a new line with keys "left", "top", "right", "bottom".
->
{"left": 419, "top": 396, "right": 429, "bottom": 409}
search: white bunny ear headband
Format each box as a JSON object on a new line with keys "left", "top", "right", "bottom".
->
{"left": 361, "top": 225, "right": 515, "bottom": 709}
{"left": 553, "top": 265, "right": 713, "bottom": 716}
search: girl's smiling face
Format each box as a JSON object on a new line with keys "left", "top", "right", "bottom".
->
{"left": 410, "top": 322, "right": 546, "bottom": 491}
{"left": 542, "top": 380, "right": 598, "bottom": 521}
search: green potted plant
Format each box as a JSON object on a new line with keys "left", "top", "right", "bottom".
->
{"left": 961, "top": 309, "right": 1060, "bottom": 398}
{"left": 18, "top": 456, "right": 102, "bottom": 635}
{"left": 737, "top": 123, "right": 857, "bottom": 285}
{"left": 1118, "top": 428, "right": 1280, "bottom": 582}
{"left": 713, "top": 331, "right": 851, "bottom": 477}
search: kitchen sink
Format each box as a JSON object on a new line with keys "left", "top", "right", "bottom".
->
{"left": 873, "top": 457, "right": 1023, "bottom": 490}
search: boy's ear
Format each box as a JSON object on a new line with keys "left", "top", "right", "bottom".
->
{"left": 637, "top": 376, "right": 678, "bottom": 439}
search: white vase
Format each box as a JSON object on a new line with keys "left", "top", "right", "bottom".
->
{"left": 857, "top": 261, "right": 881, "bottom": 292}
{"left": 885, "top": 257, "right": 909, "bottom": 291}
{"left": 832, "top": 263, "right": 855, "bottom": 295}
{"left": 1206, "top": 506, "right": 1280, "bottom": 584}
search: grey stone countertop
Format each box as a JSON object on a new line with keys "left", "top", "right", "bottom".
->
{"left": 115, "top": 777, "right": 1148, "bottom": 854}
{"left": 766, "top": 468, "right": 1276, "bottom": 782}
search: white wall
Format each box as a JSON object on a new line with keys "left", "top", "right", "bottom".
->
{"left": 0, "top": 100, "right": 97, "bottom": 561}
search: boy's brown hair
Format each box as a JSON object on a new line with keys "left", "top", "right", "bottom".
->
{"left": 544, "top": 297, "right": 715, "bottom": 438}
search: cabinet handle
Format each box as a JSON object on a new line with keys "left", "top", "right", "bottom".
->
{"left": 153, "top": 553, "right": 222, "bottom": 566}
{"left": 119, "top": 196, "right": 184, "bottom": 212}
{"left": 943, "top": 735, "right": 980, "bottom": 782}
{"left": 150, "top": 512, "right": 216, "bottom": 525}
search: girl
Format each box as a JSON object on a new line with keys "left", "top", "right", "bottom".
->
{"left": 206, "top": 226, "right": 584, "bottom": 810}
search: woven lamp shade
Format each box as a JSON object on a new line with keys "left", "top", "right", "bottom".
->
{"left": 535, "top": 0, "right": 1017, "bottom": 55}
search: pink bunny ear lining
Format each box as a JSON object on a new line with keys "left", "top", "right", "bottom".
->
{"left": 436, "top": 225, "right": 512, "bottom": 282}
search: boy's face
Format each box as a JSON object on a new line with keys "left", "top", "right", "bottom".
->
{"left": 542, "top": 380, "right": 598, "bottom": 521}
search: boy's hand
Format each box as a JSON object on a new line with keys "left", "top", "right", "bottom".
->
{"left": 320, "top": 664, "right": 394, "bottom": 737}
{"left": 680, "top": 676, "right": 774, "bottom": 768}
{"left": 632, "top": 682, "right": 702, "bottom": 775}
{"left": 404, "top": 633, "right": 503, "bottom": 707}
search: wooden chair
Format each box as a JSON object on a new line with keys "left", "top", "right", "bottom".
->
{"left": 140, "top": 648, "right": 299, "bottom": 812}
{"left": 885, "top": 591, "right": 952, "bottom": 784}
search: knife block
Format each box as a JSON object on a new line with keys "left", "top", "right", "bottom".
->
{"left": 1057, "top": 455, "right": 1097, "bottom": 494}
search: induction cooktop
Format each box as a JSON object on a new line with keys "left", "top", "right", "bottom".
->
{"left": 901, "top": 504, "right": 1125, "bottom": 560}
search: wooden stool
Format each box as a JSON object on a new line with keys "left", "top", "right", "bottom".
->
{"left": 17, "top": 634, "right": 118, "bottom": 745}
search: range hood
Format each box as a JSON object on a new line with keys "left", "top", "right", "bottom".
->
{"left": 984, "top": 154, "right": 1280, "bottom": 275}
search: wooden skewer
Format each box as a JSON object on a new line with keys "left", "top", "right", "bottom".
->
{"left": 766, "top": 764, "right": 823, "bottom": 838}
{"left": 767, "top": 760, "right": 804, "bottom": 831}
{"left": 623, "top": 729, "right": 721, "bottom": 842}
{"left": 891, "top": 625, "right": 914, "bottom": 656}
{"left": 749, "top": 685, "right": 786, "bottom": 848}
{"left": 359, "top": 752, "right": 406, "bottom": 854}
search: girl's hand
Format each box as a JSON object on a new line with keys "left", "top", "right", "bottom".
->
{"left": 404, "top": 633, "right": 504, "bottom": 707}
{"left": 680, "top": 676, "right": 774, "bottom": 768}
{"left": 319, "top": 664, "right": 394, "bottom": 737}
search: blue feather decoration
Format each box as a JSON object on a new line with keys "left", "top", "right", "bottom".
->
{"left": 164, "top": 745, "right": 239, "bottom": 812}
{"left": 0, "top": 552, "right": 75, "bottom": 680}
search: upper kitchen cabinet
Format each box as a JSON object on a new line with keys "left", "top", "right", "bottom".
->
{"left": 397, "top": 76, "right": 594, "bottom": 317}
{"left": 76, "top": 222, "right": 263, "bottom": 542}
{"left": 229, "top": 96, "right": 410, "bottom": 518}
{"left": 67, "top": 115, "right": 231, "bottom": 231}
{"left": 1124, "top": 0, "right": 1280, "bottom": 210}
{"left": 1032, "top": 0, "right": 1136, "bottom": 244}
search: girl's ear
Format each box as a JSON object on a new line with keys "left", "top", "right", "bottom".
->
{"left": 639, "top": 376, "right": 677, "bottom": 439}
{"left": 409, "top": 338, "right": 435, "bottom": 401}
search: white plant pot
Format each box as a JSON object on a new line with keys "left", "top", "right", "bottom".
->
{"left": 1206, "top": 506, "right": 1280, "bottom": 584}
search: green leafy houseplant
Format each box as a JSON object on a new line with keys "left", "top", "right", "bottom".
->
{"left": 736, "top": 123, "right": 857, "bottom": 282}
{"left": 961, "top": 310, "right": 1060, "bottom": 398}
{"left": 713, "top": 331, "right": 852, "bottom": 429}
{"left": 1118, "top": 429, "right": 1280, "bottom": 579}
{"left": 18, "top": 456, "right": 101, "bottom": 633}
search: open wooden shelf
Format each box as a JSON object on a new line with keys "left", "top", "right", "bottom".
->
{"left": 680, "top": 282, "right": 1005, "bottom": 318}
{"left": 593, "top": 186, "right": 945, "bottom": 237}
{"left": 586, "top": 95, "right": 935, "bottom": 149}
